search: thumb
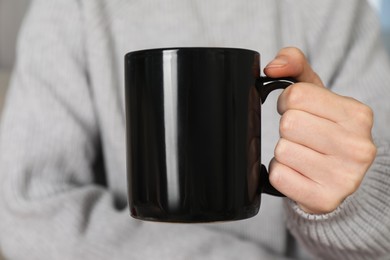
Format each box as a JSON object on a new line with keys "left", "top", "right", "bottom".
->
{"left": 264, "top": 47, "right": 324, "bottom": 87}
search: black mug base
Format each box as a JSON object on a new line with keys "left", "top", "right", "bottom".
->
{"left": 130, "top": 204, "right": 260, "bottom": 223}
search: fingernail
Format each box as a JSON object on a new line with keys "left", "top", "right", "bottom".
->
{"left": 265, "top": 56, "right": 289, "bottom": 69}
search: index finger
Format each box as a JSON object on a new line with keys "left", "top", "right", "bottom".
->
{"left": 277, "top": 82, "right": 354, "bottom": 124}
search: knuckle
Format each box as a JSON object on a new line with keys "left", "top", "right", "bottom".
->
{"left": 268, "top": 166, "right": 282, "bottom": 188}
{"left": 341, "top": 173, "right": 362, "bottom": 195}
{"left": 279, "top": 109, "right": 299, "bottom": 135}
{"left": 364, "top": 141, "right": 377, "bottom": 162}
{"left": 268, "top": 161, "right": 290, "bottom": 194}
{"left": 352, "top": 139, "right": 377, "bottom": 165}
{"left": 347, "top": 179, "right": 361, "bottom": 195}
{"left": 352, "top": 103, "right": 374, "bottom": 127}
{"left": 274, "top": 139, "right": 289, "bottom": 161}
{"left": 284, "top": 84, "right": 306, "bottom": 107}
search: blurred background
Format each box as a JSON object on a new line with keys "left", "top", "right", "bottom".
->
{"left": 0, "top": 0, "right": 389, "bottom": 259}
{"left": 0, "top": 0, "right": 30, "bottom": 114}
{"left": 0, "top": 0, "right": 389, "bottom": 116}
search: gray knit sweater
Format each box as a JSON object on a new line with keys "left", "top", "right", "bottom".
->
{"left": 1, "top": 0, "right": 390, "bottom": 259}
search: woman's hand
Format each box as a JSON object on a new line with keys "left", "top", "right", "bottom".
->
{"left": 264, "top": 47, "right": 377, "bottom": 214}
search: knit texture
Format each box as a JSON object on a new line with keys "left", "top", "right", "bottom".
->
{"left": 1, "top": 0, "right": 390, "bottom": 259}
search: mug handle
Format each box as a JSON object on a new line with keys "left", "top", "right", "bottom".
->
{"left": 256, "top": 77, "right": 297, "bottom": 197}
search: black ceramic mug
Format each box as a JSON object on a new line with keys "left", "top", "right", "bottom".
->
{"left": 125, "top": 47, "right": 295, "bottom": 222}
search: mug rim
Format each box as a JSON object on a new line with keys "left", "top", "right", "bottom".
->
{"left": 125, "top": 47, "right": 259, "bottom": 59}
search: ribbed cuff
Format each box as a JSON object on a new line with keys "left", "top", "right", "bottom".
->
{"left": 284, "top": 140, "right": 390, "bottom": 260}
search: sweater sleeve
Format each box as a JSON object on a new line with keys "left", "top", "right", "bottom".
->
{"left": 0, "top": 1, "right": 288, "bottom": 260}
{"left": 284, "top": 0, "right": 390, "bottom": 259}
